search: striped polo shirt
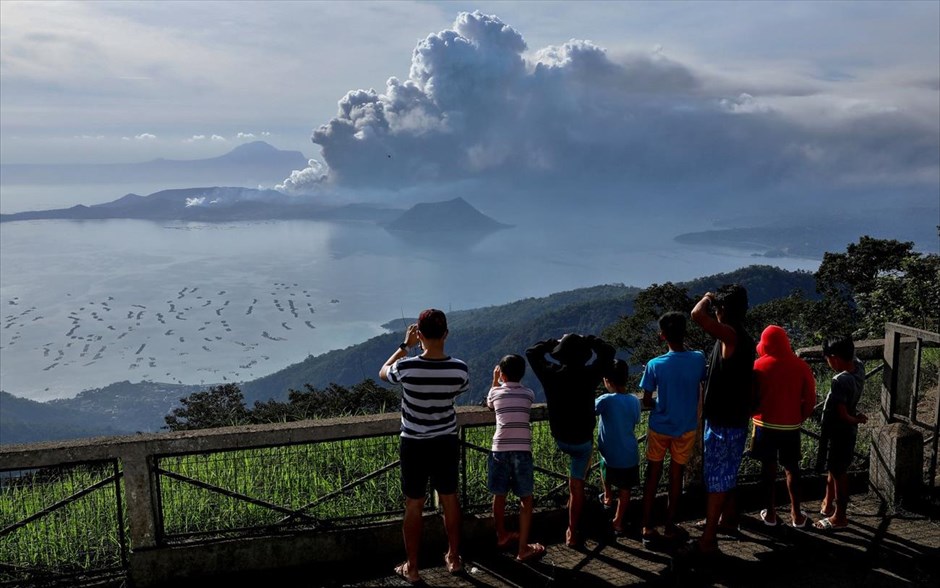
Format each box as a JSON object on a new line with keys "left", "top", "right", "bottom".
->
{"left": 387, "top": 355, "right": 470, "bottom": 439}
{"left": 486, "top": 382, "right": 535, "bottom": 452}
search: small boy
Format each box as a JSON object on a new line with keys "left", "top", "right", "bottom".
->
{"left": 486, "top": 354, "right": 546, "bottom": 561}
{"left": 594, "top": 359, "right": 642, "bottom": 535}
{"left": 639, "top": 311, "right": 707, "bottom": 544}
{"left": 815, "top": 336, "right": 867, "bottom": 531}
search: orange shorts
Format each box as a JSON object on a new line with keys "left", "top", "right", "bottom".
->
{"left": 646, "top": 429, "right": 697, "bottom": 465}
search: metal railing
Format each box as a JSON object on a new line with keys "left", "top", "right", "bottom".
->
{"left": 882, "top": 323, "right": 940, "bottom": 488}
{"left": 0, "top": 460, "right": 127, "bottom": 587}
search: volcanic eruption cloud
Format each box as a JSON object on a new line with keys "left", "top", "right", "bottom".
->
{"left": 277, "top": 11, "right": 938, "bottom": 199}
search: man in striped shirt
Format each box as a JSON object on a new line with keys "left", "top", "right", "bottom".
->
{"left": 380, "top": 308, "right": 469, "bottom": 584}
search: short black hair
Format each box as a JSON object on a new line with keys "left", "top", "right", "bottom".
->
{"left": 498, "top": 354, "right": 526, "bottom": 382}
{"left": 606, "top": 359, "right": 629, "bottom": 387}
{"left": 417, "top": 308, "right": 447, "bottom": 339}
{"left": 659, "top": 311, "right": 687, "bottom": 344}
{"left": 714, "top": 284, "right": 748, "bottom": 324}
{"left": 823, "top": 336, "right": 855, "bottom": 362}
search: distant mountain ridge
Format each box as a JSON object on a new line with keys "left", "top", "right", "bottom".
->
{"left": 0, "top": 141, "right": 309, "bottom": 186}
{"left": 0, "top": 186, "right": 404, "bottom": 223}
{"left": 0, "top": 190, "right": 510, "bottom": 230}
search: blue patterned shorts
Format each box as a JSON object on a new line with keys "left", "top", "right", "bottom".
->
{"left": 703, "top": 421, "right": 747, "bottom": 493}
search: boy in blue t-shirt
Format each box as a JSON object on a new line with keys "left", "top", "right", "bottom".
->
{"left": 595, "top": 359, "right": 642, "bottom": 535}
{"left": 639, "top": 311, "right": 707, "bottom": 544}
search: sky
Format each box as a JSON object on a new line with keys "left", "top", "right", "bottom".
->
{"left": 1, "top": 1, "right": 938, "bottom": 201}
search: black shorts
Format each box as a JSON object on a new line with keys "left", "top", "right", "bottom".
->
{"left": 822, "top": 429, "right": 857, "bottom": 475}
{"left": 750, "top": 426, "right": 801, "bottom": 471}
{"left": 599, "top": 457, "right": 640, "bottom": 490}
{"left": 400, "top": 435, "right": 459, "bottom": 499}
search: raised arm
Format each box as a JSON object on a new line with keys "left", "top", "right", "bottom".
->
{"left": 691, "top": 292, "right": 737, "bottom": 358}
{"left": 525, "top": 338, "right": 558, "bottom": 380}
{"left": 379, "top": 323, "right": 419, "bottom": 381}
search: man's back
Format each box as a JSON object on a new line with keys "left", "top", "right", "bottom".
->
{"left": 387, "top": 355, "right": 469, "bottom": 438}
{"left": 526, "top": 336, "right": 615, "bottom": 445}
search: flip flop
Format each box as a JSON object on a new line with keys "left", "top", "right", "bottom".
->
{"left": 664, "top": 525, "right": 690, "bottom": 541}
{"left": 394, "top": 562, "right": 421, "bottom": 585}
{"left": 813, "top": 517, "right": 848, "bottom": 533}
{"left": 444, "top": 553, "right": 463, "bottom": 574}
{"left": 516, "top": 543, "right": 546, "bottom": 562}
{"left": 677, "top": 539, "right": 720, "bottom": 559}
{"left": 819, "top": 506, "right": 835, "bottom": 517}
{"left": 641, "top": 529, "right": 661, "bottom": 547}
{"left": 790, "top": 510, "right": 811, "bottom": 528}
{"left": 759, "top": 508, "right": 781, "bottom": 527}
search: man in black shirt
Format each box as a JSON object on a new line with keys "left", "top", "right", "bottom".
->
{"left": 688, "top": 284, "right": 755, "bottom": 555}
{"left": 526, "top": 333, "right": 615, "bottom": 547}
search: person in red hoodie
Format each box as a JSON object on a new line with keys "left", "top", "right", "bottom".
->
{"left": 751, "top": 325, "right": 816, "bottom": 527}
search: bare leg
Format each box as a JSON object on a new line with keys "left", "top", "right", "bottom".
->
{"left": 832, "top": 472, "right": 849, "bottom": 526}
{"left": 760, "top": 459, "right": 778, "bottom": 523}
{"left": 493, "top": 494, "right": 517, "bottom": 547}
{"left": 567, "top": 477, "right": 585, "bottom": 545}
{"left": 613, "top": 488, "right": 630, "bottom": 532}
{"left": 698, "top": 491, "right": 725, "bottom": 553}
{"left": 641, "top": 460, "right": 663, "bottom": 536}
{"left": 820, "top": 472, "right": 836, "bottom": 515}
{"left": 401, "top": 497, "right": 425, "bottom": 582}
{"left": 516, "top": 495, "right": 544, "bottom": 560}
{"left": 601, "top": 472, "right": 614, "bottom": 506}
{"left": 438, "top": 493, "right": 462, "bottom": 572}
{"left": 784, "top": 467, "right": 805, "bottom": 525}
{"left": 665, "top": 460, "right": 685, "bottom": 533}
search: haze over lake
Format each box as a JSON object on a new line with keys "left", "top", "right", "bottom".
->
{"left": 0, "top": 184, "right": 820, "bottom": 402}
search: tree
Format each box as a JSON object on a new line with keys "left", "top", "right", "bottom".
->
{"left": 814, "top": 236, "right": 939, "bottom": 338}
{"left": 602, "top": 283, "right": 708, "bottom": 371}
{"left": 252, "top": 379, "right": 399, "bottom": 423}
{"left": 164, "top": 384, "right": 250, "bottom": 431}
{"left": 746, "top": 290, "right": 817, "bottom": 349}
{"left": 166, "top": 379, "right": 400, "bottom": 430}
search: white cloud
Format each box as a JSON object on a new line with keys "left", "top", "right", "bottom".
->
{"left": 236, "top": 132, "right": 256, "bottom": 139}
{"left": 134, "top": 133, "right": 156, "bottom": 141}
{"left": 211, "top": 135, "right": 227, "bottom": 142}
{"left": 184, "top": 135, "right": 207, "bottom": 142}
{"left": 289, "top": 10, "right": 937, "bottom": 195}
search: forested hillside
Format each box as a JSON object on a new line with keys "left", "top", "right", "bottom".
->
{"left": 242, "top": 265, "right": 816, "bottom": 405}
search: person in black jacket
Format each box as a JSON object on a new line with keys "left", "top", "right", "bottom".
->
{"left": 526, "top": 333, "right": 615, "bottom": 547}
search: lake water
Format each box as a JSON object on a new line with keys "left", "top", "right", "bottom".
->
{"left": 0, "top": 184, "right": 821, "bottom": 401}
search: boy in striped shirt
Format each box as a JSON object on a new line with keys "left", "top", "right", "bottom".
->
{"left": 486, "top": 354, "right": 545, "bottom": 562}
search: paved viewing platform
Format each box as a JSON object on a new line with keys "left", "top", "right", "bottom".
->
{"left": 165, "top": 491, "right": 939, "bottom": 588}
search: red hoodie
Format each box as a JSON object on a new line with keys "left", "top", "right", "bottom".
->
{"left": 752, "top": 325, "right": 816, "bottom": 430}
